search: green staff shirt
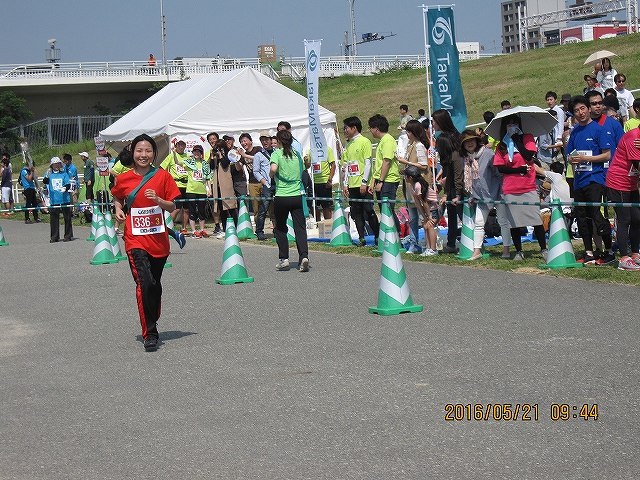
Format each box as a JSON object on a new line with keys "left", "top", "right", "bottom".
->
{"left": 374, "top": 133, "right": 399, "bottom": 183}
{"left": 342, "top": 134, "right": 372, "bottom": 188}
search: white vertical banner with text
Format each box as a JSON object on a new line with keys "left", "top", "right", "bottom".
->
{"left": 304, "top": 39, "right": 328, "bottom": 169}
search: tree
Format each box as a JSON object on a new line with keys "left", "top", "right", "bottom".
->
{"left": 0, "top": 90, "right": 33, "bottom": 152}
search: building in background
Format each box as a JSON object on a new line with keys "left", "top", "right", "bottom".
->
{"left": 561, "top": 22, "right": 629, "bottom": 43}
{"left": 457, "top": 42, "right": 481, "bottom": 61}
{"left": 501, "top": 0, "right": 569, "bottom": 53}
{"left": 501, "top": 0, "right": 635, "bottom": 53}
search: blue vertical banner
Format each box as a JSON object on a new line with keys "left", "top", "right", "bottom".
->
{"left": 426, "top": 6, "right": 468, "bottom": 132}
{"left": 304, "top": 39, "right": 328, "bottom": 167}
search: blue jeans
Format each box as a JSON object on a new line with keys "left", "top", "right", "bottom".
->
{"left": 376, "top": 180, "right": 400, "bottom": 233}
{"left": 407, "top": 205, "right": 419, "bottom": 246}
{"left": 255, "top": 183, "right": 275, "bottom": 236}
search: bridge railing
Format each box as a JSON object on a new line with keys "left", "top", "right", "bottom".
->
{"left": 0, "top": 53, "right": 490, "bottom": 82}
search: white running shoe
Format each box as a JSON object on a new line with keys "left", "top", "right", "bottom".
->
{"left": 618, "top": 257, "right": 640, "bottom": 271}
{"left": 276, "top": 259, "right": 290, "bottom": 270}
{"left": 299, "top": 258, "right": 309, "bottom": 272}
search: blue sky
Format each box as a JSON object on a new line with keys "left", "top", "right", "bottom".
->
{"left": 1, "top": 0, "right": 509, "bottom": 64}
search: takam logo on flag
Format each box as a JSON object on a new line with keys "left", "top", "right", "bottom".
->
{"left": 426, "top": 6, "right": 468, "bottom": 132}
{"left": 304, "top": 39, "right": 328, "bottom": 167}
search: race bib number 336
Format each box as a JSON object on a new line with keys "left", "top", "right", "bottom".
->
{"left": 130, "top": 206, "right": 166, "bottom": 235}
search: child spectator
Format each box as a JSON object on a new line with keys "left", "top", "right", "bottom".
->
{"left": 401, "top": 165, "right": 440, "bottom": 256}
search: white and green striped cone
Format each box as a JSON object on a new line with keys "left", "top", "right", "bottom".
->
{"left": 163, "top": 210, "right": 174, "bottom": 268}
{"left": 90, "top": 212, "right": 118, "bottom": 265}
{"left": 286, "top": 213, "right": 296, "bottom": 240}
{"left": 372, "top": 197, "right": 404, "bottom": 255}
{"left": 329, "top": 195, "right": 353, "bottom": 247}
{"left": 540, "top": 200, "right": 583, "bottom": 270}
{"left": 104, "top": 211, "right": 126, "bottom": 261}
{"left": 273, "top": 213, "right": 296, "bottom": 243}
{"left": 164, "top": 209, "right": 175, "bottom": 230}
{"left": 215, "top": 218, "right": 254, "bottom": 284}
{"left": 369, "top": 200, "right": 423, "bottom": 316}
{"left": 455, "top": 200, "right": 488, "bottom": 259}
{"left": 236, "top": 196, "right": 257, "bottom": 239}
{"left": 0, "top": 223, "right": 8, "bottom": 246}
{"left": 86, "top": 204, "right": 99, "bottom": 241}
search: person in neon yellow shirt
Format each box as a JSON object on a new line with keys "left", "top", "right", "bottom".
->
{"left": 341, "top": 116, "right": 380, "bottom": 244}
{"left": 160, "top": 140, "right": 190, "bottom": 234}
{"left": 624, "top": 99, "right": 640, "bottom": 132}
{"left": 180, "top": 144, "right": 212, "bottom": 238}
{"left": 109, "top": 147, "right": 134, "bottom": 234}
{"left": 368, "top": 113, "right": 400, "bottom": 233}
{"left": 304, "top": 146, "right": 336, "bottom": 220}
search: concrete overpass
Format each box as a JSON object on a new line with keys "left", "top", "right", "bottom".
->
{"left": 0, "top": 58, "right": 263, "bottom": 119}
{"left": 0, "top": 53, "right": 487, "bottom": 118}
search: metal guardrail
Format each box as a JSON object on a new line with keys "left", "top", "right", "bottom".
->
{"left": 0, "top": 53, "right": 491, "bottom": 83}
{"left": 0, "top": 115, "right": 123, "bottom": 150}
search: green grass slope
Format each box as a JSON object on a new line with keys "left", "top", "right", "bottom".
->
{"left": 283, "top": 33, "right": 640, "bottom": 138}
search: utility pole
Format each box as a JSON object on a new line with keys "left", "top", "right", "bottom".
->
{"left": 349, "top": 0, "right": 357, "bottom": 56}
{"left": 160, "top": 0, "right": 167, "bottom": 77}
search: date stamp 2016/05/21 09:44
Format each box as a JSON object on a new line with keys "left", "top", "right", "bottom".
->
{"left": 444, "top": 403, "right": 598, "bottom": 422}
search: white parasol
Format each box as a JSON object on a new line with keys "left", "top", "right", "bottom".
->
{"left": 583, "top": 50, "right": 618, "bottom": 65}
{"left": 485, "top": 106, "right": 558, "bottom": 139}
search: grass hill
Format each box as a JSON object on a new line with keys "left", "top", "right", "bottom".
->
{"left": 25, "top": 33, "right": 640, "bottom": 163}
{"left": 282, "top": 33, "right": 640, "bottom": 138}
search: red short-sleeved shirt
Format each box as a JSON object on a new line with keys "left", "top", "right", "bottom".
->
{"left": 111, "top": 168, "right": 180, "bottom": 257}
{"left": 606, "top": 127, "right": 640, "bottom": 192}
{"left": 492, "top": 134, "right": 537, "bottom": 195}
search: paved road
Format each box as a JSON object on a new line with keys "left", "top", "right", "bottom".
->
{"left": 1, "top": 219, "right": 638, "bottom": 479}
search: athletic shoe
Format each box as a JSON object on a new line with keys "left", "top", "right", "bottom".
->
{"left": 276, "top": 259, "right": 290, "bottom": 270}
{"left": 25, "top": 219, "right": 33, "bottom": 224}
{"left": 180, "top": 229, "right": 188, "bottom": 235}
{"left": 633, "top": 256, "right": 640, "bottom": 266}
{"left": 257, "top": 234, "right": 267, "bottom": 241}
{"left": 577, "top": 252, "right": 596, "bottom": 264}
{"left": 541, "top": 249, "right": 548, "bottom": 262}
{"left": 420, "top": 248, "right": 438, "bottom": 257}
{"left": 406, "top": 244, "right": 420, "bottom": 254}
{"left": 115, "top": 228, "right": 123, "bottom": 236}
{"left": 513, "top": 251, "right": 525, "bottom": 261}
{"left": 213, "top": 224, "right": 222, "bottom": 235}
{"left": 617, "top": 257, "right": 640, "bottom": 271}
{"left": 216, "top": 231, "right": 225, "bottom": 239}
{"left": 172, "top": 230, "right": 186, "bottom": 249}
{"left": 596, "top": 252, "right": 616, "bottom": 266}
{"left": 34, "top": 219, "right": 41, "bottom": 223}
{"left": 143, "top": 336, "right": 158, "bottom": 350}
{"left": 299, "top": 258, "right": 309, "bottom": 272}
{"left": 441, "top": 245, "right": 458, "bottom": 254}
{"left": 357, "top": 238, "right": 367, "bottom": 247}
{"left": 1, "top": 212, "right": 9, "bottom": 217}
{"left": 201, "top": 230, "right": 210, "bottom": 238}
{"left": 191, "top": 231, "right": 202, "bottom": 238}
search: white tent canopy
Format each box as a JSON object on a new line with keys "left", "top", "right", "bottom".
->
{"left": 100, "top": 67, "right": 338, "bottom": 155}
